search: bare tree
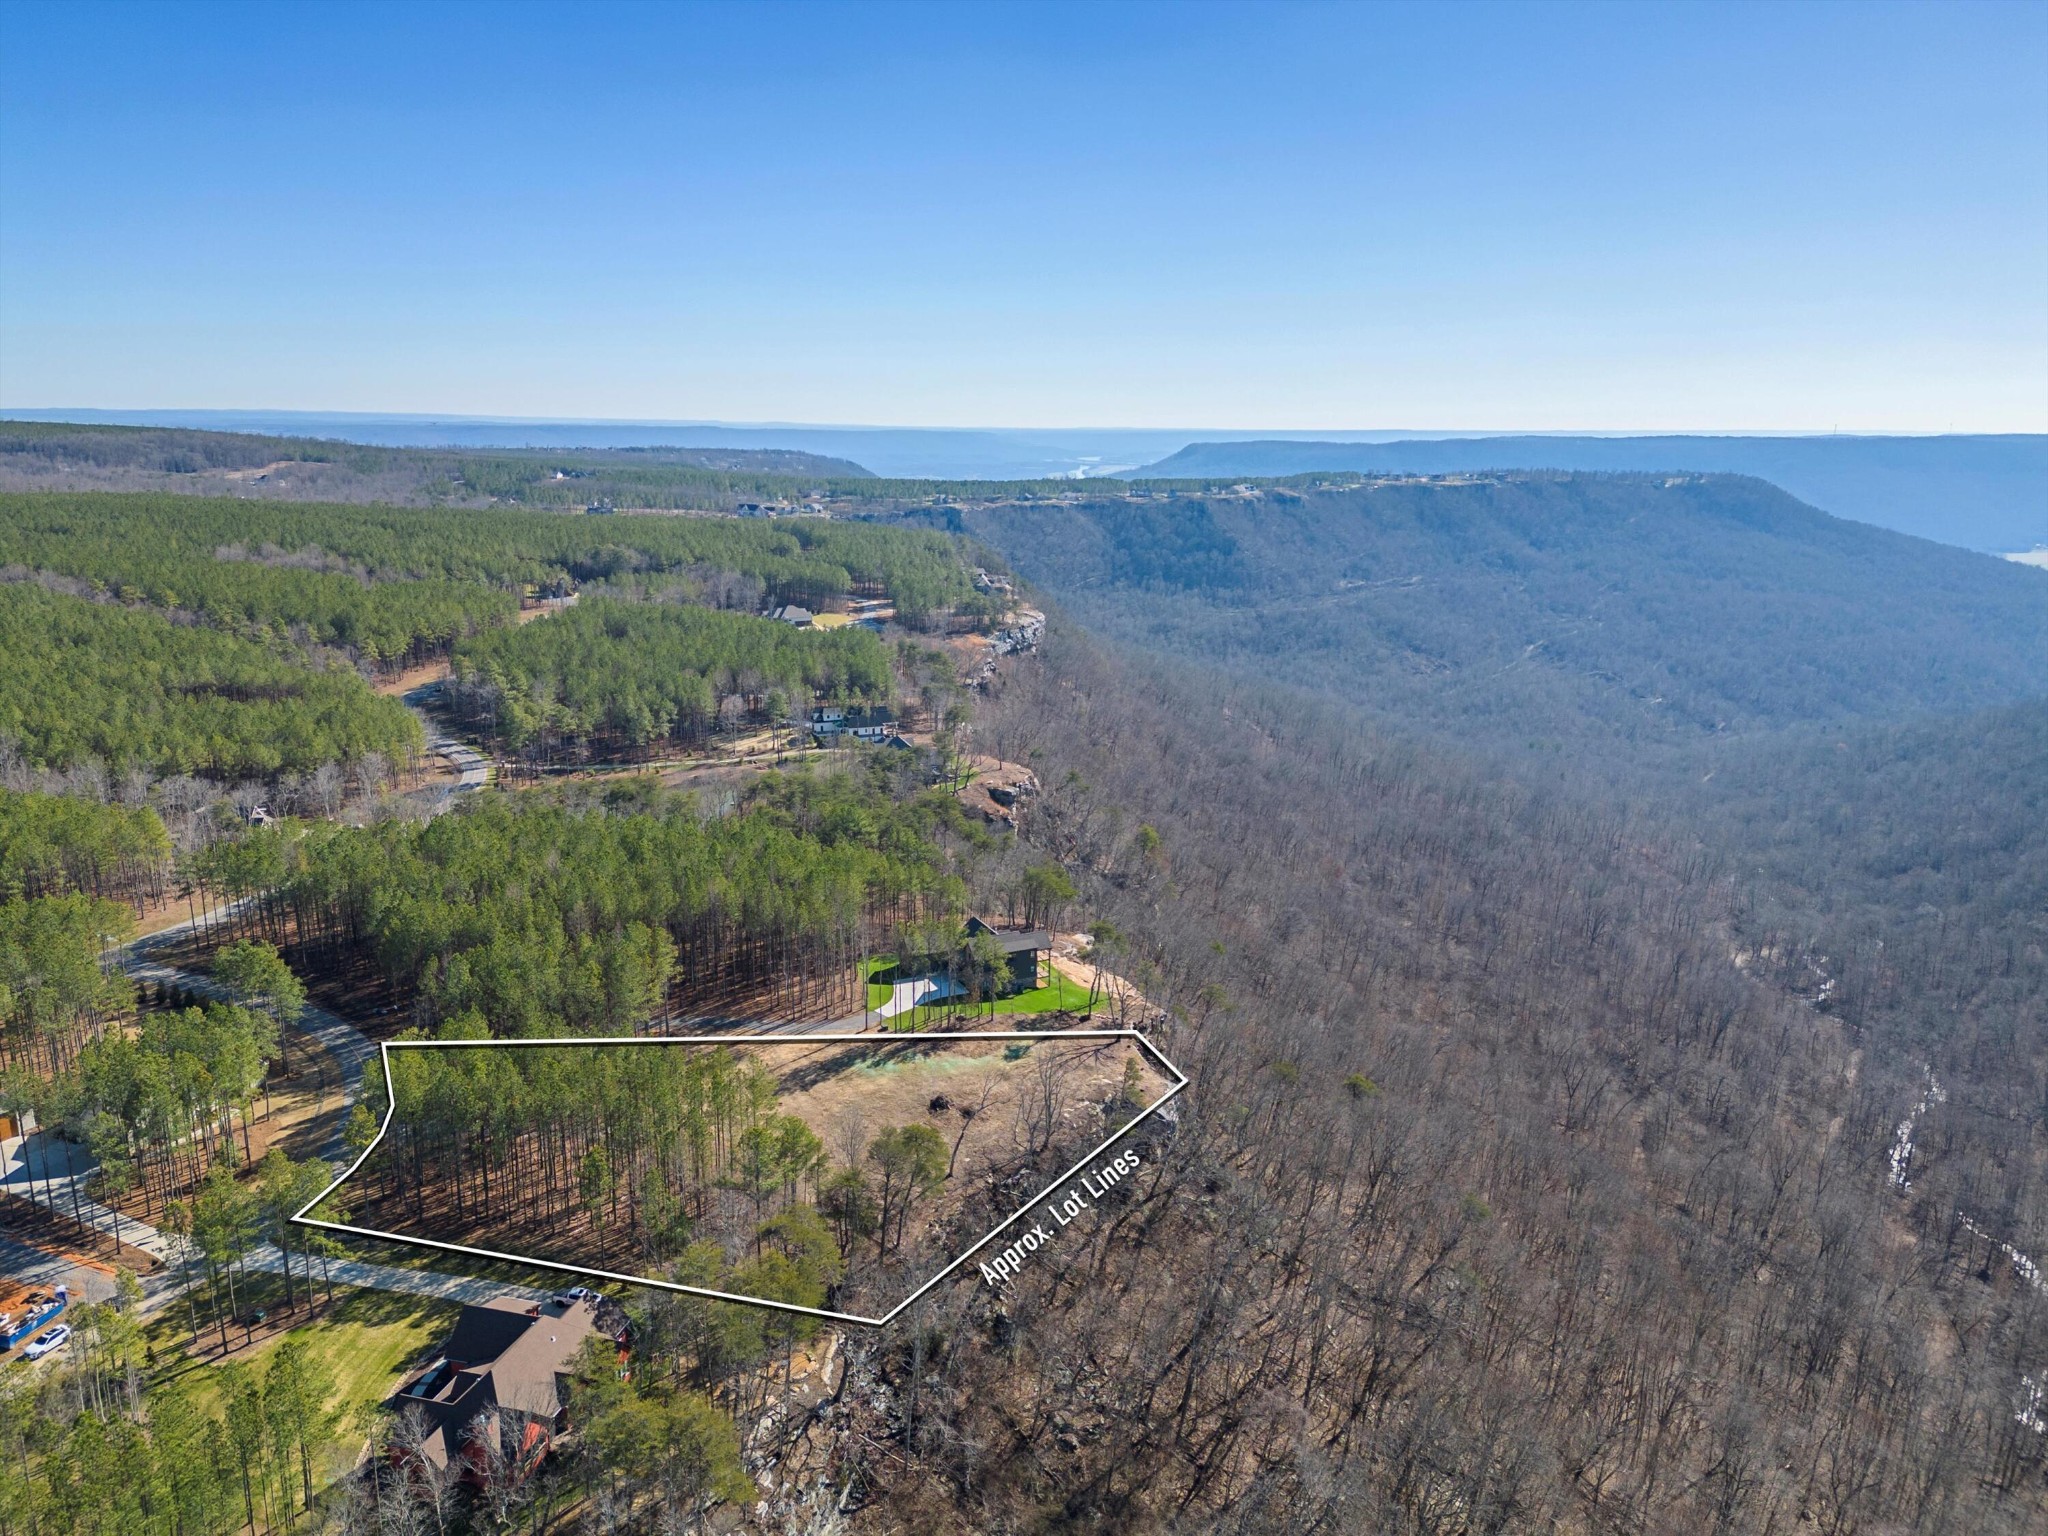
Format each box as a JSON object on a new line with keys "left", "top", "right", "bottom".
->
{"left": 947, "top": 1074, "right": 1000, "bottom": 1177}
{"left": 1017, "top": 1047, "right": 1070, "bottom": 1160}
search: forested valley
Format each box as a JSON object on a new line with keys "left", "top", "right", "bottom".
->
{"left": 832, "top": 472, "right": 2045, "bottom": 1533}
{"left": 0, "top": 463, "right": 2042, "bottom": 1535}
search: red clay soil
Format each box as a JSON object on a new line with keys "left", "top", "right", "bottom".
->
{"left": 371, "top": 659, "right": 451, "bottom": 697}
{"left": 0, "top": 1195, "right": 159, "bottom": 1275}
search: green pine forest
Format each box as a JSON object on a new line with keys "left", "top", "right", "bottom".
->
{"left": 447, "top": 598, "right": 894, "bottom": 755}
{"left": 0, "top": 485, "right": 1018, "bottom": 1535}
{"left": 0, "top": 492, "right": 983, "bottom": 636}
{"left": 0, "top": 584, "right": 425, "bottom": 778}
{"left": 272, "top": 770, "right": 983, "bottom": 1031}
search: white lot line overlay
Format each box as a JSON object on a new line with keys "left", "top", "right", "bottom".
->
{"left": 293, "top": 1029, "right": 1189, "bottom": 1328}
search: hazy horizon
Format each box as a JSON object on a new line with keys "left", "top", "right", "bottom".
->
{"left": 6, "top": 407, "right": 2034, "bottom": 440}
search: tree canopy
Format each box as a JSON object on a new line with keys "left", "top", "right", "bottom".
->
{"left": 0, "top": 583, "right": 422, "bottom": 776}
{"left": 449, "top": 597, "right": 893, "bottom": 752}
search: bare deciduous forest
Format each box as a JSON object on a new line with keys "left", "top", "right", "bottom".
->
{"left": 831, "top": 628, "right": 2043, "bottom": 1534}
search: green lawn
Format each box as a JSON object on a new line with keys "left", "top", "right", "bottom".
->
{"left": 986, "top": 970, "right": 1097, "bottom": 1015}
{"left": 887, "top": 968, "right": 1097, "bottom": 1028}
{"left": 864, "top": 954, "right": 897, "bottom": 1009}
{"left": 148, "top": 1283, "right": 460, "bottom": 1493}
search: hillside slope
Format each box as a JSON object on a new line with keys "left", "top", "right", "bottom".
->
{"left": 1699, "top": 696, "right": 2048, "bottom": 1056}
{"left": 952, "top": 472, "right": 2047, "bottom": 763}
{"left": 945, "top": 631, "right": 2048, "bottom": 1535}
{"left": 1130, "top": 434, "right": 2048, "bottom": 553}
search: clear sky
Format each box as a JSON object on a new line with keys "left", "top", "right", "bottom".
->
{"left": 2, "top": 0, "right": 2044, "bottom": 431}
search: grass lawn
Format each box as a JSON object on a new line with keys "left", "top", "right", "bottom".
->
{"left": 148, "top": 1284, "right": 460, "bottom": 1493}
{"left": 888, "top": 969, "right": 1098, "bottom": 1028}
{"left": 864, "top": 954, "right": 897, "bottom": 1010}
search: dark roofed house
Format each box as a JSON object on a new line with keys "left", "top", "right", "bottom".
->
{"left": 771, "top": 604, "right": 814, "bottom": 627}
{"left": 966, "top": 916, "right": 1052, "bottom": 994}
{"left": 392, "top": 1295, "right": 624, "bottom": 1483}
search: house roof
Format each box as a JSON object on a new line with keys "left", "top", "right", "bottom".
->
{"left": 398, "top": 1297, "right": 605, "bottom": 1467}
{"left": 440, "top": 1300, "right": 533, "bottom": 1366}
{"left": 966, "top": 916, "right": 1052, "bottom": 954}
{"left": 481, "top": 1306, "right": 592, "bottom": 1419}
{"left": 813, "top": 704, "right": 895, "bottom": 729}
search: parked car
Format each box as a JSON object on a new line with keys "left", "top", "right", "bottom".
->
{"left": 235, "top": 1309, "right": 267, "bottom": 1328}
{"left": 22, "top": 1325, "right": 70, "bottom": 1361}
{"left": 552, "top": 1286, "right": 599, "bottom": 1307}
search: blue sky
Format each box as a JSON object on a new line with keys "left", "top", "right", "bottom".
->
{"left": 2, "top": 0, "right": 2043, "bottom": 430}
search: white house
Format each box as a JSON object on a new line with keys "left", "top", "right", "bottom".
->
{"left": 811, "top": 705, "right": 896, "bottom": 743}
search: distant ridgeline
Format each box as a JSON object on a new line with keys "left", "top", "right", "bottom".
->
{"left": 0, "top": 419, "right": 1133, "bottom": 514}
{"left": 1126, "top": 434, "right": 2048, "bottom": 554}
{"left": 10, "top": 419, "right": 2043, "bottom": 552}
{"left": 0, "top": 491, "right": 985, "bottom": 775}
{"left": 0, "top": 418, "right": 876, "bottom": 501}
{"left": 948, "top": 470, "right": 2048, "bottom": 766}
